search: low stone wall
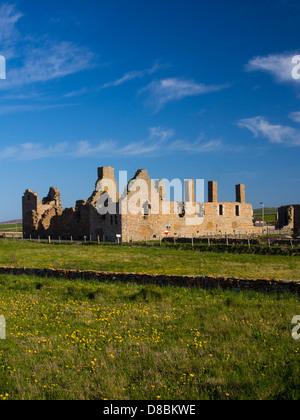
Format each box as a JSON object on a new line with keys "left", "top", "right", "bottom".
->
{"left": 0, "top": 266, "right": 299, "bottom": 295}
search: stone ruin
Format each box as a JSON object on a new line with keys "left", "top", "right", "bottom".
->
{"left": 22, "top": 166, "right": 260, "bottom": 241}
{"left": 278, "top": 205, "right": 300, "bottom": 236}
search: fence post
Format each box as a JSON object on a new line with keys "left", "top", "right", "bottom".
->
{"left": 48, "top": 236, "right": 51, "bottom": 244}
{"left": 97, "top": 236, "right": 100, "bottom": 244}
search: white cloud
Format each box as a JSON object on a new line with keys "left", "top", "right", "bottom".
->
{"left": 63, "top": 87, "right": 88, "bottom": 98}
{"left": 289, "top": 111, "right": 300, "bottom": 123}
{"left": 99, "top": 63, "right": 164, "bottom": 90}
{"left": 101, "top": 70, "right": 146, "bottom": 89}
{"left": 72, "top": 127, "right": 176, "bottom": 158}
{"left": 0, "top": 142, "right": 69, "bottom": 161}
{"left": 246, "top": 52, "right": 298, "bottom": 83}
{"left": 0, "top": 127, "right": 232, "bottom": 160}
{"left": 169, "top": 138, "right": 224, "bottom": 153}
{"left": 0, "top": 4, "right": 96, "bottom": 90}
{"left": 117, "top": 126, "right": 175, "bottom": 156}
{"left": 238, "top": 116, "right": 300, "bottom": 146}
{"left": 148, "top": 126, "right": 175, "bottom": 142}
{"left": 0, "top": 3, "right": 23, "bottom": 58}
{"left": 72, "top": 140, "right": 117, "bottom": 158}
{"left": 140, "top": 77, "right": 229, "bottom": 110}
{"left": 1, "top": 41, "right": 96, "bottom": 89}
{"left": 0, "top": 103, "right": 77, "bottom": 115}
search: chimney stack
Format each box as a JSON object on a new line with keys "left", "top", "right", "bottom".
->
{"left": 236, "top": 184, "right": 245, "bottom": 203}
{"left": 208, "top": 181, "right": 218, "bottom": 203}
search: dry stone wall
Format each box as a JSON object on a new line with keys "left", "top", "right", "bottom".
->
{"left": 0, "top": 266, "right": 299, "bottom": 295}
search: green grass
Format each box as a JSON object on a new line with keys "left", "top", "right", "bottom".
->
{"left": 0, "top": 224, "right": 22, "bottom": 233}
{"left": 254, "top": 207, "right": 278, "bottom": 215}
{"left": 253, "top": 208, "right": 278, "bottom": 223}
{"left": 1, "top": 239, "right": 300, "bottom": 281}
{"left": 0, "top": 274, "right": 299, "bottom": 400}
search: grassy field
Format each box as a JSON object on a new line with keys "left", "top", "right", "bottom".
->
{"left": 0, "top": 239, "right": 299, "bottom": 400}
{"left": 0, "top": 274, "right": 299, "bottom": 400}
{"left": 253, "top": 208, "right": 278, "bottom": 223}
{"left": 1, "top": 239, "right": 300, "bottom": 280}
{"left": 0, "top": 224, "right": 22, "bottom": 233}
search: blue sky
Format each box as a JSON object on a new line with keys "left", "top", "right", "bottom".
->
{"left": 0, "top": 0, "right": 300, "bottom": 220}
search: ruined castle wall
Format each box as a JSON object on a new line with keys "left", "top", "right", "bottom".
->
{"left": 293, "top": 206, "right": 300, "bottom": 234}
{"left": 278, "top": 205, "right": 300, "bottom": 235}
{"left": 23, "top": 166, "right": 260, "bottom": 242}
{"left": 88, "top": 205, "right": 121, "bottom": 242}
{"left": 22, "top": 188, "right": 63, "bottom": 238}
{"left": 120, "top": 173, "right": 258, "bottom": 241}
{"left": 88, "top": 168, "right": 121, "bottom": 241}
{"left": 122, "top": 201, "right": 257, "bottom": 241}
{"left": 201, "top": 202, "right": 255, "bottom": 234}
{"left": 23, "top": 198, "right": 121, "bottom": 241}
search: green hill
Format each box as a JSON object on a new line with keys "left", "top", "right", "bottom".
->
{"left": 253, "top": 207, "right": 278, "bottom": 223}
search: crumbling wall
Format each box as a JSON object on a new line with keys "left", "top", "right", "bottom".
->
{"left": 23, "top": 166, "right": 260, "bottom": 241}
{"left": 22, "top": 187, "right": 63, "bottom": 238}
{"left": 121, "top": 171, "right": 258, "bottom": 241}
{"left": 22, "top": 167, "right": 121, "bottom": 241}
{"left": 278, "top": 205, "right": 300, "bottom": 235}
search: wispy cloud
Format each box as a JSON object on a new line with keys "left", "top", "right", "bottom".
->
{"left": 101, "top": 70, "right": 146, "bottom": 89}
{"left": 0, "top": 4, "right": 96, "bottom": 90}
{"left": 246, "top": 52, "right": 298, "bottom": 83}
{"left": 72, "top": 140, "right": 117, "bottom": 158}
{"left": 117, "top": 126, "right": 175, "bottom": 156}
{"left": 0, "top": 127, "right": 232, "bottom": 161}
{"left": 289, "top": 111, "right": 300, "bottom": 123}
{"left": 0, "top": 103, "right": 77, "bottom": 115}
{"left": 99, "top": 62, "right": 163, "bottom": 90}
{"left": 238, "top": 116, "right": 300, "bottom": 146}
{"left": 63, "top": 87, "right": 88, "bottom": 98}
{"left": 140, "top": 77, "right": 229, "bottom": 111}
{"left": 0, "top": 3, "right": 23, "bottom": 59}
{"left": 0, "top": 141, "right": 69, "bottom": 161}
{"left": 1, "top": 41, "right": 96, "bottom": 90}
{"left": 168, "top": 138, "right": 224, "bottom": 153}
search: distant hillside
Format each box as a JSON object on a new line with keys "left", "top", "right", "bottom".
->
{"left": 253, "top": 207, "right": 278, "bottom": 215}
{"left": 0, "top": 219, "right": 22, "bottom": 225}
{"left": 253, "top": 207, "right": 277, "bottom": 223}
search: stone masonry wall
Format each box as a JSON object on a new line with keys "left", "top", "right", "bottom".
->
{"left": 278, "top": 205, "right": 300, "bottom": 235}
{"left": 23, "top": 166, "right": 261, "bottom": 241}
